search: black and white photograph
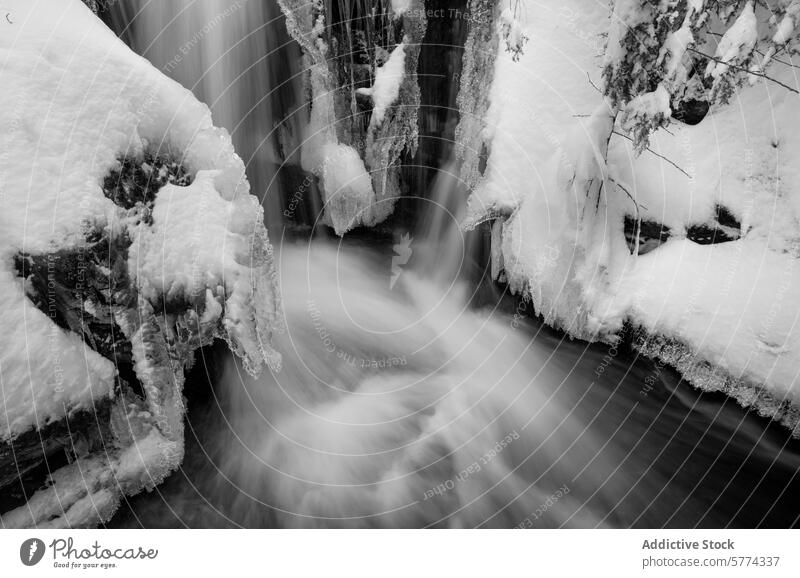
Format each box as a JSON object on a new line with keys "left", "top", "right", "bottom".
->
{"left": 0, "top": 0, "right": 799, "bottom": 574}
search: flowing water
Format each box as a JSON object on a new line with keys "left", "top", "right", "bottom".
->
{"left": 104, "top": 0, "right": 302, "bottom": 233}
{"left": 106, "top": 2, "right": 800, "bottom": 529}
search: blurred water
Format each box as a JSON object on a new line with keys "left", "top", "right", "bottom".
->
{"left": 109, "top": 160, "right": 800, "bottom": 528}
{"left": 105, "top": 0, "right": 303, "bottom": 234}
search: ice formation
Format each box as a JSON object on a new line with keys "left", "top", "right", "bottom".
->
{"left": 0, "top": 0, "right": 280, "bottom": 527}
{"left": 278, "top": 0, "right": 426, "bottom": 234}
{"left": 462, "top": 0, "right": 800, "bottom": 434}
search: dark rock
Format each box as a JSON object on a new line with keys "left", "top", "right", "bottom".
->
{"left": 0, "top": 403, "right": 113, "bottom": 513}
{"left": 624, "top": 216, "right": 670, "bottom": 255}
{"left": 102, "top": 152, "right": 192, "bottom": 223}
{"left": 672, "top": 98, "right": 710, "bottom": 126}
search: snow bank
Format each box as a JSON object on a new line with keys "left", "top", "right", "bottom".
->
{"left": 467, "top": 0, "right": 800, "bottom": 432}
{"left": 0, "top": 0, "right": 281, "bottom": 526}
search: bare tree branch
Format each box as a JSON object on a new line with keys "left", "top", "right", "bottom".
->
{"left": 611, "top": 130, "right": 692, "bottom": 178}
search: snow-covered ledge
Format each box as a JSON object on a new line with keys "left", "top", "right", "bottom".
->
{"left": 0, "top": 0, "right": 281, "bottom": 527}
{"left": 462, "top": 0, "right": 800, "bottom": 436}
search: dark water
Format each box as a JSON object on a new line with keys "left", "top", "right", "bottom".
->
{"left": 106, "top": 236, "right": 800, "bottom": 529}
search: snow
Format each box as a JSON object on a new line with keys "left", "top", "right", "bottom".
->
{"left": 620, "top": 84, "right": 672, "bottom": 147}
{"left": 624, "top": 240, "right": 800, "bottom": 405}
{"left": 1, "top": 427, "right": 182, "bottom": 528}
{"left": 0, "top": 454, "right": 113, "bottom": 528}
{"left": 603, "top": 0, "right": 652, "bottom": 66}
{"left": 391, "top": 0, "right": 412, "bottom": 17}
{"left": 498, "top": 6, "right": 529, "bottom": 61}
{"left": 281, "top": 0, "right": 424, "bottom": 235}
{"left": 773, "top": 15, "right": 796, "bottom": 44}
{"left": 0, "top": 0, "right": 281, "bottom": 525}
{"left": 0, "top": 266, "right": 117, "bottom": 439}
{"left": 627, "top": 84, "right": 672, "bottom": 119}
{"left": 0, "top": 0, "right": 279, "bottom": 439}
{"left": 128, "top": 169, "right": 281, "bottom": 376}
{"left": 358, "top": 40, "right": 407, "bottom": 128}
{"left": 705, "top": 1, "right": 758, "bottom": 79}
{"left": 658, "top": 21, "right": 695, "bottom": 86}
{"left": 465, "top": 0, "right": 606, "bottom": 228}
{"left": 468, "top": 0, "right": 800, "bottom": 427}
{"left": 283, "top": 0, "right": 390, "bottom": 235}
{"left": 773, "top": 0, "right": 800, "bottom": 44}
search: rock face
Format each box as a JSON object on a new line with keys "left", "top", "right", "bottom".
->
{"left": 0, "top": 0, "right": 280, "bottom": 527}
{"left": 277, "top": 0, "right": 426, "bottom": 234}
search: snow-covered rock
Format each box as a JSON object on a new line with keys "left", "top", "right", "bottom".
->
{"left": 0, "top": 0, "right": 280, "bottom": 527}
{"left": 463, "top": 0, "right": 800, "bottom": 434}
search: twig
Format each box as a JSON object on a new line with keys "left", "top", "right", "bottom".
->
{"left": 609, "top": 177, "right": 647, "bottom": 211}
{"left": 610, "top": 177, "right": 644, "bottom": 255}
{"left": 688, "top": 47, "right": 800, "bottom": 94}
{"left": 612, "top": 130, "right": 692, "bottom": 178}
{"left": 586, "top": 71, "right": 602, "bottom": 94}
{"left": 595, "top": 180, "right": 603, "bottom": 214}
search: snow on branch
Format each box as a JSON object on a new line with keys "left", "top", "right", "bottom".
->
{"left": 603, "top": 0, "right": 800, "bottom": 151}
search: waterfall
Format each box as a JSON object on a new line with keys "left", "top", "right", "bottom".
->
{"left": 105, "top": 0, "right": 303, "bottom": 235}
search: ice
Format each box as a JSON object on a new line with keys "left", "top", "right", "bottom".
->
{"left": 279, "top": 0, "right": 382, "bottom": 234}
{"left": 319, "top": 144, "right": 376, "bottom": 234}
{"left": 0, "top": 426, "right": 184, "bottom": 528}
{"left": 280, "top": 0, "right": 426, "bottom": 235}
{"left": 128, "top": 169, "right": 281, "bottom": 373}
